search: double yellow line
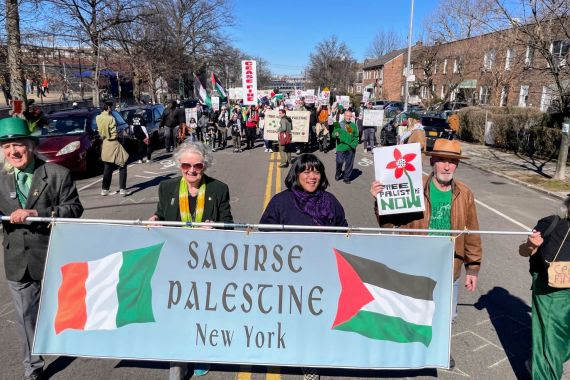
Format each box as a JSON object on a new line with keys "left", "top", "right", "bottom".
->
{"left": 236, "top": 153, "right": 284, "bottom": 380}
{"left": 262, "top": 152, "right": 283, "bottom": 212}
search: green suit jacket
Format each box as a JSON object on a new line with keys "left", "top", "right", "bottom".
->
{"left": 154, "top": 175, "right": 233, "bottom": 223}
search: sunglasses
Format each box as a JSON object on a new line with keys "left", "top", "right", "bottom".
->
{"left": 180, "top": 162, "right": 204, "bottom": 171}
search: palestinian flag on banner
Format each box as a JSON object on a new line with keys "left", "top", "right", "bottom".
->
{"left": 332, "top": 248, "right": 436, "bottom": 347}
{"left": 194, "top": 74, "right": 212, "bottom": 107}
{"left": 54, "top": 242, "right": 164, "bottom": 334}
{"left": 211, "top": 72, "right": 227, "bottom": 100}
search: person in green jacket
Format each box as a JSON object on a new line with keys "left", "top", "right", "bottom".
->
{"left": 332, "top": 109, "right": 359, "bottom": 184}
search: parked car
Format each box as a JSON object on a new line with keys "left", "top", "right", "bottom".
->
{"left": 421, "top": 116, "right": 453, "bottom": 150}
{"left": 32, "top": 108, "right": 126, "bottom": 174}
{"left": 370, "top": 99, "right": 389, "bottom": 110}
{"left": 428, "top": 101, "right": 468, "bottom": 118}
{"left": 380, "top": 111, "right": 409, "bottom": 146}
{"left": 120, "top": 104, "right": 166, "bottom": 148}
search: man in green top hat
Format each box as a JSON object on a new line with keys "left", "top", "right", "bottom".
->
{"left": 0, "top": 117, "right": 83, "bottom": 380}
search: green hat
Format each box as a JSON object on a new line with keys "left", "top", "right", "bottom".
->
{"left": 0, "top": 117, "right": 38, "bottom": 143}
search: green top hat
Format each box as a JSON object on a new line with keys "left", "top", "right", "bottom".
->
{"left": 0, "top": 117, "right": 38, "bottom": 143}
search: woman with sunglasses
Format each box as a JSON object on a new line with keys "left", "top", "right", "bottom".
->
{"left": 149, "top": 141, "right": 233, "bottom": 380}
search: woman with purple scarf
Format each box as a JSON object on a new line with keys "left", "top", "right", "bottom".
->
{"left": 260, "top": 154, "right": 346, "bottom": 380}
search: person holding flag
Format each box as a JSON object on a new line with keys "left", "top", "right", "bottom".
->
{"left": 211, "top": 72, "right": 227, "bottom": 101}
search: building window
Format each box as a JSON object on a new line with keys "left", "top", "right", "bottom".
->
{"left": 453, "top": 59, "right": 458, "bottom": 73}
{"left": 450, "top": 87, "right": 458, "bottom": 101}
{"left": 500, "top": 86, "right": 509, "bottom": 107}
{"left": 357, "top": 85, "right": 362, "bottom": 93}
{"left": 479, "top": 86, "right": 491, "bottom": 105}
{"left": 525, "top": 46, "right": 534, "bottom": 67}
{"left": 441, "top": 85, "right": 445, "bottom": 99}
{"left": 443, "top": 59, "right": 448, "bottom": 74}
{"left": 434, "top": 61, "right": 438, "bottom": 74}
{"left": 357, "top": 72, "right": 363, "bottom": 82}
{"left": 484, "top": 50, "right": 496, "bottom": 71}
{"left": 505, "top": 48, "right": 514, "bottom": 70}
{"left": 518, "top": 85, "right": 529, "bottom": 107}
{"left": 551, "top": 40, "right": 569, "bottom": 66}
{"left": 432, "top": 84, "right": 435, "bottom": 94}
{"left": 420, "top": 86, "right": 426, "bottom": 99}
{"left": 540, "top": 86, "right": 554, "bottom": 112}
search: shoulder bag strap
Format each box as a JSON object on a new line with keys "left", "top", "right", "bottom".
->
{"left": 548, "top": 223, "right": 570, "bottom": 264}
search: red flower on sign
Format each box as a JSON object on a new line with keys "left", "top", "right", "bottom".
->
{"left": 386, "top": 148, "right": 416, "bottom": 179}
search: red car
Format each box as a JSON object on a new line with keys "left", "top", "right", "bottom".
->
{"left": 33, "top": 108, "right": 128, "bottom": 174}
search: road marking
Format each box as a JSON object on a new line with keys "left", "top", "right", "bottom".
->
{"left": 422, "top": 171, "right": 531, "bottom": 231}
{"left": 134, "top": 175, "right": 155, "bottom": 179}
{"left": 235, "top": 366, "right": 251, "bottom": 380}
{"left": 144, "top": 171, "right": 160, "bottom": 175}
{"left": 77, "top": 163, "right": 136, "bottom": 192}
{"left": 266, "top": 366, "right": 281, "bottom": 380}
{"left": 488, "top": 356, "right": 508, "bottom": 369}
{"left": 275, "top": 153, "right": 282, "bottom": 194}
{"left": 263, "top": 152, "right": 275, "bottom": 211}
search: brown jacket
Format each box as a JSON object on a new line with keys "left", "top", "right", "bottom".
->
{"left": 407, "top": 129, "right": 426, "bottom": 151}
{"left": 375, "top": 174, "right": 482, "bottom": 280}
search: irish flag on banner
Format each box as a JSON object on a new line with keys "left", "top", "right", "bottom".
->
{"left": 54, "top": 242, "right": 164, "bottom": 334}
{"left": 332, "top": 248, "right": 436, "bottom": 347}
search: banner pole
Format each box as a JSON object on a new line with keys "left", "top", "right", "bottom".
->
{"left": 0, "top": 216, "right": 531, "bottom": 235}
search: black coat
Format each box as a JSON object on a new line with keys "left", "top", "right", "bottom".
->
{"left": 0, "top": 159, "right": 83, "bottom": 281}
{"left": 154, "top": 175, "right": 233, "bottom": 223}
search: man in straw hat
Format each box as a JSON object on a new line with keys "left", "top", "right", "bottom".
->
{"left": 370, "top": 138, "right": 482, "bottom": 368}
{"left": 0, "top": 117, "right": 83, "bottom": 379}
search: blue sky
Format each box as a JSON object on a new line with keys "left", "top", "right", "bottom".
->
{"left": 226, "top": 0, "right": 438, "bottom": 76}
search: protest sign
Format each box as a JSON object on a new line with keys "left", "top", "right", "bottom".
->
{"left": 304, "top": 95, "right": 316, "bottom": 104}
{"left": 212, "top": 97, "right": 220, "bottom": 111}
{"left": 336, "top": 96, "right": 350, "bottom": 109}
{"left": 363, "top": 109, "right": 384, "bottom": 127}
{"left": 229, "top": 88, "right": 242, "bottom": 100}
{"left": 185, "top": 108, "right": 198, "bottom": 124}
{"left": 34, "top": 222, "right": 452, "bottom": 369}
{"left": 263, "top": 110, "right": 310, "bottom": 143}
{"left": 305, "top": 89, "right": 315, "bottom": 96}
{"left": 241, "top": 60, "right": 258, "bottom": 105}
{"left": 373, "top": 143, "right": 426, "bottom": 215}
{"left": 362, "top": 91, "right": 370, "bottom": 103}
{"left": 319, "top": 90, "right": 330, "bottom": 106}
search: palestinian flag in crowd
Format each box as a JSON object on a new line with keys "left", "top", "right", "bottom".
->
{"left": 332, "top": 248, "right": 436, "bottom": 347}
{"left": 272, "top": 93, "right": 284, "bottom": 100}
{"left": 54, "top": 243, "right": 164, "bottom": 334}
{"left": 194, "top": 74, "right": 212, "bottom": 107}
{"left": 211, "top": 72, "right": 227, "bottom": 100}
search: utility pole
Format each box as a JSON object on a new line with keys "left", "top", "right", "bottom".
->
{"left": 403, "top": 0, "right": 414, "bottom": 113}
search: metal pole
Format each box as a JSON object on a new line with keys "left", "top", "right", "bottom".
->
{"left": 0, "top": 216, "right": 531, "bottom": 235}
{"left": 403, "top": 0, "right": 414, "bottom": 113}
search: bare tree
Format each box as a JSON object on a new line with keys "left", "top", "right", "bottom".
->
{"left": 365, "top": 28, "right": 404, "bottom": 60}
{"left": 424, "top": 0, "right": 502, "bottom": 42}
{"left": 491, "top": 0, "right": 570, "bottom": 179}
{"left": 307, "top": 35, "right": 356, "bottom": 92}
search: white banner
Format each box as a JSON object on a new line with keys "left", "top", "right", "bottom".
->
{"left": 373, "top": 143, "right": 425, "bottom": 215}
{"left": 263, "top": 110, "right": 310, "bottom": 143}
{"left": 185, "top": 107, "right": 198, "bottom": 125}
{"left": 363, "top": 109, "right": 384, "bottom": 127}
{"left": 241, "top": 60, "right": 258, "bottom": 105}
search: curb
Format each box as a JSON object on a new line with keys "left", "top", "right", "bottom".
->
{"left": 462, "top": 160, "right": 566, "bottom": 201}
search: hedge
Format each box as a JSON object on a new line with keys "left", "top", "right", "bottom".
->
{"left": 457, "top": 106, "right": 561, "bottom": 158}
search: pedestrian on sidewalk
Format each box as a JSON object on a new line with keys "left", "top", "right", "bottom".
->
{"left": 361, "top": 101, "right": 376, "bottom": 153}
{"left": 25, "top": 77, "right": 32, "bottom": 95}
{"left": 161, "top": 101, "right": 183, "bottom": 152}
{"left": 0, "top": 117, "right": 83, "bottom": 380}
{"left": 229, "top": 113, "right": 243, "bottom": 152}
{"left": 41, "top": 78, "right": 49, "bottom": 95}
{"left": 216, "top": 105, "right": 229, "bottom": 150}
{"left": 519, "top": 198, "right": 570, "bottom": 380}
{"left": 332, "top": 109, "right": 359, "bottom": 184}
{"left": 278, "top": 108, "right": 292, "bottom": 168}
{"left": 370, "top": 138, "right": 482, "bottom": 369}
{"left": 97, "top": 102, "right": 130, "bottom": 196}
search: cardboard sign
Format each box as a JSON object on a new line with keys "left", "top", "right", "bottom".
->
{"left": 363, "top": 109, "right": 384, "bottom": 127}
{"left": 241, "top": 60, "right": 258, "bottom": 105}
{"left": 34, "top": 223, "right": 453, "bottom": 369}
{"left": 263, "top": 110, "right": 310, "bottom": 142}
{"left": 373, "top": 143, "right": 425, "bottom": 215}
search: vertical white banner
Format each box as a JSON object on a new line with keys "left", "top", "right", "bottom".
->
{"left": 241, "top": 60, "right": 258, "bottom": 105}
{"left": 212, "top": 97, "right": 220, "bottom": 111}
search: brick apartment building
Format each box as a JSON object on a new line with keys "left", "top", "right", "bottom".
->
{"left": 360, "top": 22, "right": 569, "bottom": 112}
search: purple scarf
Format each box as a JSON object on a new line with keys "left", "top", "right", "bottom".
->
{"left": 290, "top": 187, "right": 335, "bottom": 226}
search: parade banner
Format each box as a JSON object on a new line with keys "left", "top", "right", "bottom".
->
{"left": 363, "top": 109, "right": 384, "bottom": 127}
{"left": 212, "top": 97, "right": 220, "bottom": 111}
{"left": 373, "top": 143, "right": 426, "bottom": 215}
{"left": 185, "top": 108, "right": 198, "bottom": 125}
{"left": 34, "top": 223, "right": 452, "bottom": 369}
{"left": 263, "top": 110, "right": 310, "bottom": 143}
{"left": 241, "top": 60, "right": 258, "bottom": 105}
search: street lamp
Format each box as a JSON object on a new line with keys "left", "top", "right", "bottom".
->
{"left": 403, "top": 0, "right": 414, "bottom": 113}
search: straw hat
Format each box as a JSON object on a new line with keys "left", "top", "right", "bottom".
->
{"left": 425, "top": 139, "right": 469, "bottom": 160}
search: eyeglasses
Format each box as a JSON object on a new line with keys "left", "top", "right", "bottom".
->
{"left": 180, "top": 162, "right": 204, "bottom": 171}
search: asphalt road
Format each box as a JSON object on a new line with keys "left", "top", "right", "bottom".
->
{"left": 1, "top": 142, "right": 569, "bottom": 380}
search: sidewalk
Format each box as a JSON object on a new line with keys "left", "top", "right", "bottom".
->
{"left": 460, "top": 141, "right": 570, "bottom": 200}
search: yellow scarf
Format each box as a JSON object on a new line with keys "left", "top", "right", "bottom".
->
{"left": 178, "top": 177, "right": 206, "bottom": 226}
